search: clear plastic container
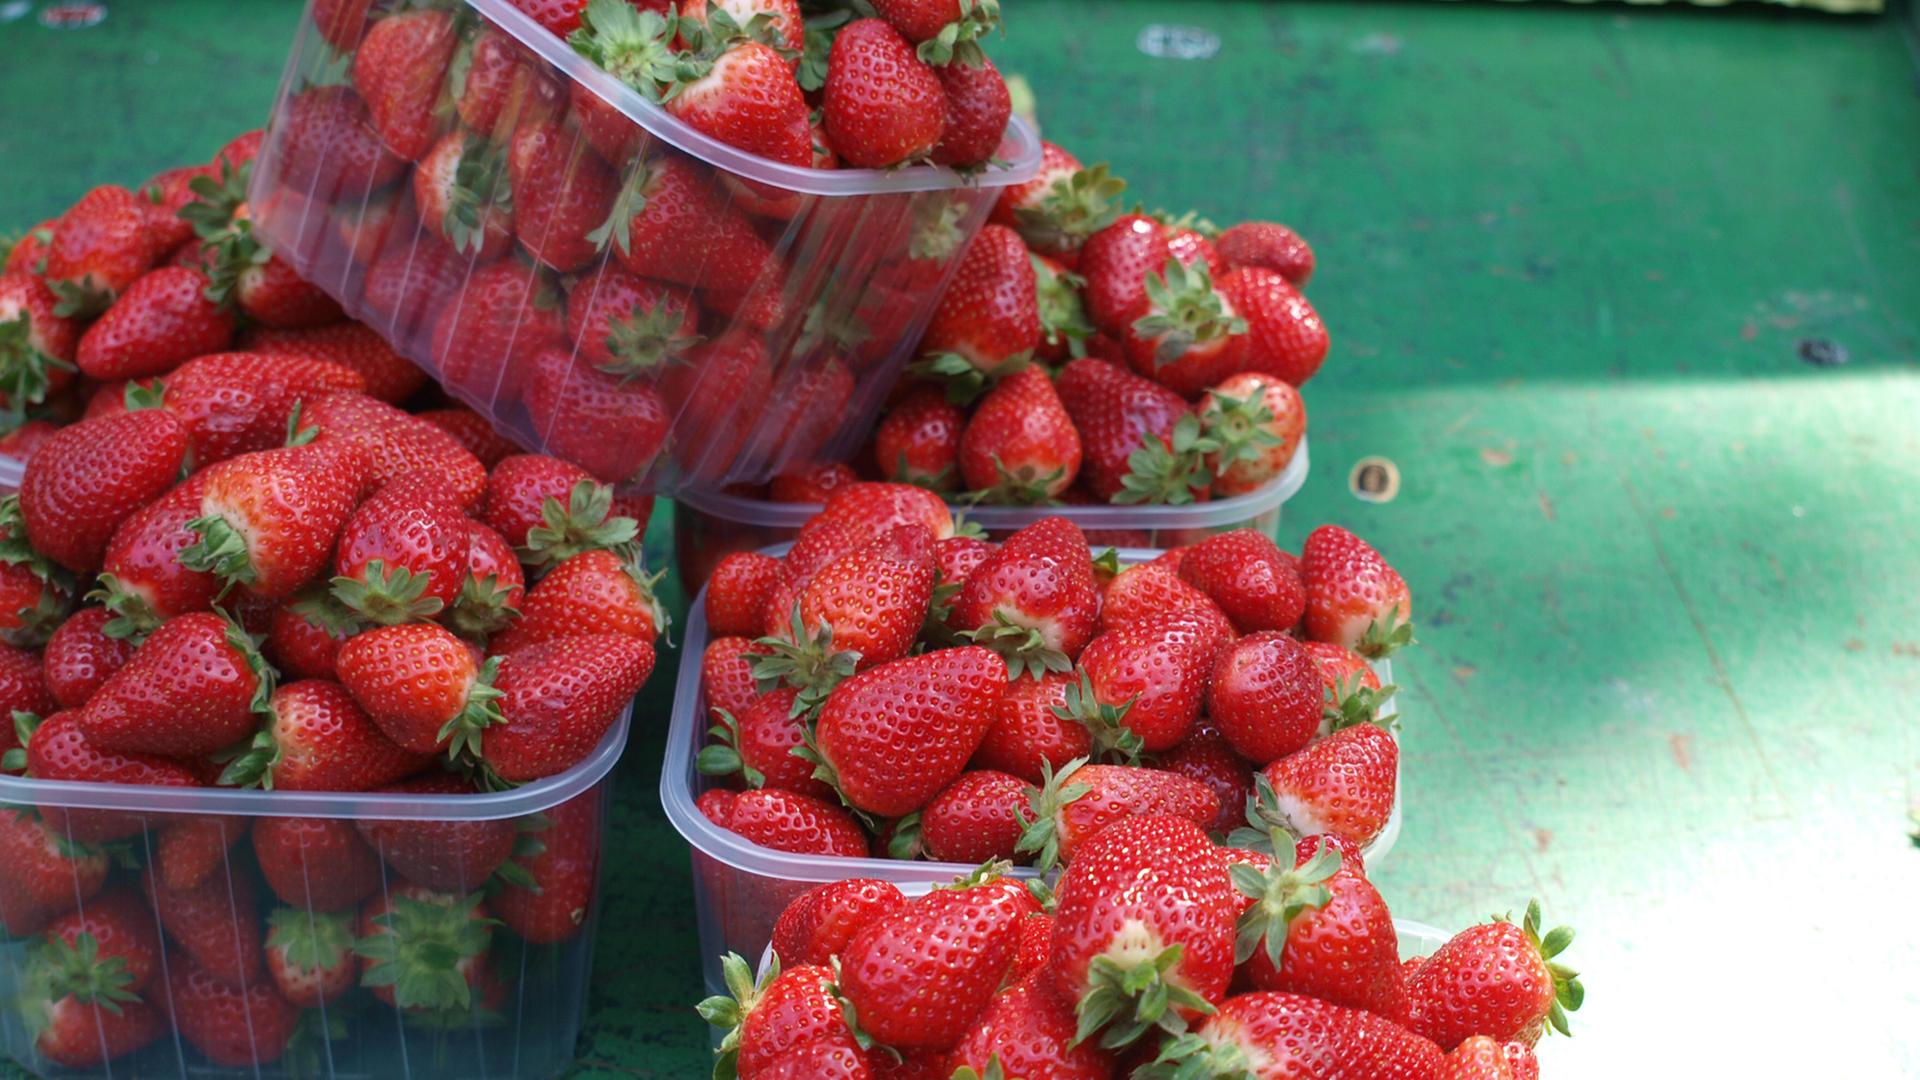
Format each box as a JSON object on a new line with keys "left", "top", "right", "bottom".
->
{"left": 662, "top": 545, "right": 1400, "bottom": 998}
{"left": 673, "top": 436, "right": 1310, "bottom": 591}
{"left": 0, "top": 705, "right": 631, "bottom": 1078}
{"left": 0, "top": 458, "right": 19, "bottom": 496}
{"left": 249, "top": 0, "right": 1041, "bottom": 495}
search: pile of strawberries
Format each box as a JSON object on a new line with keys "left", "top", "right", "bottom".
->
{"left": 702, "top": 835, "right": 1580, "bottom": 1079}
{"left": 692, "top": 481, "right": 1411, "bottom": 874}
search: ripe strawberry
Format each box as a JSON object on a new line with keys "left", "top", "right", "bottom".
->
{"left": 873, "top": 388, "right": 963, "bottom": 490}
{"left": 809, "top": 481, "right": 954, "bottom": 541}
{"left": 969, "top": 668, "right": 1090, "bottom": 783}
{"left": 957, "top": 366, "right": 1081, "bottom": 502}
{"left": 1067, "top": 610, "right": 1219, "bottom": 756}
{"left": 330, "top": 480, "right": 470, "bottom": 626}
{"left": 0, "top": 516, "right": 71, "bottom": 651}
{"left": 41, "top": 607, "right": 130, "bottom": 712}
{"left": 1179, "top": 529, "right": 1304, "bottom": 634}
{"left": 167, "top": 954, "right": 300, "bottom": 1067}
{"left": 702, "top": 635, "right": 765, "bottom": 725}
{"left": 931, "top": 52, "right": 1010, "bottom": 167}
{"left": 839, "top": 865, "right": 1038, "bottom": 1049}
{"left": 3, "top": 219, "right": 56, "bottom": 276}
{"left": 508, "top": 119, "right": 620, "bottom": 273}
{"left": 335, "top": 622, "right": 499, "bottom": 757}
{"left": 264, "top": 906, "right": 356, "bottom": 1008}
{"left": 0, "top": 809, "right": 108, "bottom": 935}
{"left": 19, "top": 406, "right": 190, "bottom": 572}
{"left": 357, "top": 772, "right": 516, "bottom": 891}
{"left": 1301, "top": 525, "right": 1415, "bottom": 658}
{"left": 1055, "top": 357, "right": 1211, "bottom": 505}
{"left": 1233, "top": 837, "right": 1407, "bottom": 1019}
{"left": 0, "top": 271, "right": 80, "bottom": 410}
{"left": 252, "top": 814, "right": 384, "bottom": 911}
{"left": 91, "top": 473, "right": 218, "bottom": 640}
{"left": 224, "top": 677, "right": 430, "bottom": 791}
{"left": 1016, "top": 758, "right": 1217, "bottom": 870}
{"left": 707, "top": 552, "right": 782, "bottom": 637}
{"left": 951, "top": 516, "right": 1099, "bottom": 679}
{"left": 137, "top": 164, "right": 213, "bottom": 257}
{"left": 565, "top": 263, "right": 701, "bottom": 375}
{"left": 273, "top": 84, "right": 411, "bottom": 204}
{"left": 418, "top": 406, "right": 519, "bottom": 468}
{"left": 1049, "top": 815, "right": 1237, "bottom": 1048}
{"left": 761, "top": 524, "right": 936, "bottom": 709}
{"left": 1256, "top": 721, "right": 1399, "bottom": 848}
{"left": 1217, "top": 221, "right": 1314, "bottom": 287}
{"left": 917, "top": 225, "right": 1040, "bottom": 393}
{"left": 311, "top": 0, "right": 372, "bottom": 50}
{"left": 1439, "top": 1035, "right": 1538, "bottom": 1080}
{"left": 1124, "top": 258, "right": 1248, "bottom": 398}
{"left": 242, "top": 323, "right": 426, "bottom": 405}
{"left": 163, "top": 351, "right": 366, "bottom": 465}
{"left": 1159, "top": 720, "right": 1254, "bottom": 834}
{"left": 483, "top": 455, "right": 637, "bottom": 557}
{"left": 813, "top": 646, "right": 1005, "bottom": 817}
{"left": 1148, "top": 990, "right": 1444, "bottom": 1078}
{"left": 414, "top": 130, "right": 516, "bottom": 261}
{"left": 180, "top": 441, "right": 366, "bottom": 601}
{"left": 446, "top": 519, "right": 526, "bottom": 641}
{"left": 770, "top": 878, "right": 906, "bottom": 969}
{"left": 26, "top": 972, "right": 165, "bottom": 1068}
{"left": 1210, "top": 631, "right": 1321, "bottom": 765}
{"left": 352, "top": 9, "right": 458, "bottom": 162}
{"left": 1079, "top": 214, "right": 1168, "bottom": 335}
{"left": 153, "top": 815, "right": 247, "bottom": 893}
{"left": 1405, "top": 901, "right": 1583, "bottom": 1049}
{"left": 524, "top": 345, "right": 673, "bottom": 485}
{"left": 144, "top": 861, "right": 263, "bottom": 988}
{"left": 300, "top": 391, "right": 488, "bottom": 512}
{"left": 266, "top": 588, "right": 356, "bottom": 679}
{"left": 700, "top": 685, "right": 827, "bottom": 798}
{"left": 1220, "top": 266, "right": 1329, "bottom": 388}
{"left": 719, "top": 788, "right": 868, "bottom": 856}
{"left": 1300, "top": 639, "right": 1395, "bottom": 736}
{"left": 428, "top": 259, "right": 567, "bottom": 402}
{"left": 909, "top": 768, "right": 1027, "bottom": 863}
{"left": 21, "top": 709, "right": 198, "bottom": 841}
{"left": 666, "top": 19, "right": 811, "bottom": 167}
{"left": 871, "top": 0, "right": 1000, "bottom": 56}
{"left": 43, "top": 187, "right": 157, "bottom": 317}
{"left": 769, "top": 462, "right": 859, "bottom": 503}
{"left": 73, "top": 267, "right": 234, "bottom": 381}
{"left": 1097, "top": 561, "right": 1226, "bottom": 634}
{"left": 1031, "top": 252, "right": 1095, "bottom": 364}
{"left": 823, "top": 18, "right": 945, "bottom": 167}
{"left": 676, "top": 0, "right": 803, "bottom": 55}
{"left": 932, "top": 533, "right": 994, "bottom": 590}
{"left": 489, "top": 549, "right": 665, "bottom": 656}
{"left": 598, "top": 155, "right": 773, "bottom": 292}
{"left": 0, "top": 642, "right": 55, "bottom": 729}
{"left": 482, "top": 633, "right": 653, "bottom": 781}
{"left": 1201, "top": 372, "right": 1304, "bottom": 497}
{"left": 990, "top": 142, "right": 1126, "bottom": 262}
{"left": 360, "top": 231, "right": 465, "bottom": 341}
{"left": 455, "top": 27, "right": 566, "bottom": 136}
{"left": 75, "top": 611, "right": 267, "bottom": 757}
{"left": 494, "top": 789, "right": 602, "bottom": 943}
{"left": 700, "top": 955, "right": 872, "bottom": 1080}
{"left": 43, "top": 887, "right": 162, "bottom": 996}
{"left": 948, "top": 975, "right": 1115, "bottom": 1080}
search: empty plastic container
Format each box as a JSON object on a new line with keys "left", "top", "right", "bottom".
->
{"left": 249, "top": 0, "right": 1040, "bottom": 495}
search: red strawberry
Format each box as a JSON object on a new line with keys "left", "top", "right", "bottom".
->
{"left": 455, "top": 27, "right": 566, "bottom": 135}
{"left": 700, "top": 956, "right": 872, "bottom": 1080}
{"left": 1405, "top": 901, "right": 1582, "bottom": 1050}
{"left": 414, "top": 130, "right": 516, "bottom": 261}
{"left": 1148, "top": 990, "right": 1444, "bottom": 1078}
{"left": 19, "top": 407, "right": 190, "bottom": 572}
{"left": 1015, "top": 758, "right": 1217, "bottom": 870}
{"left": 839, "top": 866, "right": 1038, "bottom": 1049}
{"left": 22, "top": 709, "right": 198, "bottom": 841}
{"left": 352, "top": 9, "right": 458, "bottom": 161}
{"left": 1031, "top": 252, "right": 1094, "bottom": 363}
{"left": 418, "top": 406, "right": 520, "bottom": 468}
{"left": 1234, "top": 837, "right": 1408, "bottom": 1019}
{"left": 1201, "top": 372, "right": 1304, "bottom": 497}
{"left": 956, "top": 367, "right": 1081, "bottom": 502}
{"left": 1055, "top": 357, "right": 1211, "bottom": 505}
{"left": 330, "top": 479, "right": 470, "bottom": 625}
{"left": 240, "top": 322, "right": 427, "bottom": 405}
{"left": 494, "top": 788, "right": 602, "bottom": 943}
{"left": 969, "top": 668, "right": 1089, "bottom": 783}
{"left": 707, "top": 551, "right": 782, "bottom": 637}
{"left": 1255, "top": 721, "right": 1398, "bottom": 848}
{"left": 3, "top": 219, "right": 56, "bottom": 276}
{"left": 770, "top": 877, "right": 906, "bottom": 968}
{"left": 1079, "top": 214, "right": 1167, "bottom": 335}
{"left": 428, "top": 260, "right": 567, "bottom": 402}
{"left": 649, "top": 333, "right": 771, "bottom": 482}
{"left": 769, "top": 462, "right": 858, "bottom": 503}
{"left": 677, "top": 0, "right": 803, "bottom": 56}
{"left": 1123, "top": 258, "right": 1248, "bottom": 398}
{"left": 93, "top": 473, "right": 220, "bottom": 640}
{"left": 483, "top": 454, "right": 598, "bottom": 548}
{"left": 951, "top": 516, "right": 1099, "bottom": 678}
{"left": 1067, "top": 610, "right": 1220, "bottom": 756}
{"left": 43, "top": 887, "right": 162, "bottom": 995}
{"left": 721, "top": 788, "right": 868, "bottom": 856}
{"left": 163, "top": 351, "right": 366, "bottom": 465}
{"left": 1159, "top": 719, "right": 1255, "bottom": 834}
{"left": 1179, "top": 529, "right": 1305, "bottom": 634}
{"left": 762, "top": 524, "right": 935, "bottom": 709}
{"left": 1210, "top": 631, "right": 1321, "bottom": 765}
{"left": 224, "top": 678, "right": 430, "bottom": 791}
{"left": 311, "top": 0, "right": 372, "bottom": 50}
{"left": 73, "top": 267, "right": 234, "bottom": 381}
{"left": 267, "top": 588, "right": 357, "bottom": 679}
{"left": 137, "top": 164, "right": 213, "bottom": 257}
{"left": 991, "top": 142, "right": 1126, "bottom": 262}
{"left": 27, "top": 976, "right": 165, "bottom": 1068}
{"left": 507, "top": 119, "right": 621, "bottom": 273}
{"left": 0, "top": 810, "right": 108, "bottom": 935}
{"left": 300, "top": 391, "right": 489, "bottom": 512}
{"left": 252, "top": 814, "right": 384, "bottom": 911}
{"left": 1048, "top": 815, "right": 1237, "bottom": 1047}
{"left": 873, "top": 388, "right": 963, "bottom": 490}
{"left": 524, "top": 345, "right": 673, "bottom": 485}
{"left": 167, "top": 954, "right": 299, "bottom": 1067}
{"left": 932, "top": 533, "right": 994, "bottom": 591}
{"left": 447, "top": 519, "right": 527, "bottom": 641}
{"left": 911, "top": 768, "right": 1027, "bottom": 864}
{"left": 143, "top": 861, "right": 263, "bottom": 988}
{"left": 1097, "top": 561, "right": 1227, "bottom": 634}
{"left": 810, "top": 481, "right": 954, "bottom": 541}
{"left": 871, "top": 0, "right": 1000, "bottom": 55}
{"left": 480, "top": 633, "right": 654, "bottom": 782}
{"left": 336, "top": 622, "right": 501, "bottom": 757}
{"left": 0, "top": 510, "right": 71, "bottom": 650}
{"left": 1301, "top": 639, "right": 1394, "bottom": 736}
{"left": 153, "top": 815, "right": 247, "bottom": 893}
{"left": 264, "top": 906, "right": 356, "bottom": 1008}
{"left": 600, "top": 155, "right": 773, "bottom": 291}
{"left": 1439, "top": 1035, "right": 1537, "bottom": 1080}
{"left": 813, "top": 646, "right": 1005, "bottom": 817}
{"left": 701, "top": 635, "right": 765, "bottom": 725}
{"left": 1301, "top": 525, "right": 1414, "bottom": 658}
{"left": 43, "top": 187, "right": 157, "bottom": 318}
{"left": 0, "top": 642, "right": 55, "bottom": 729}
{"left": 564, "top": 263, "right": 701, "bottom": 373}
{"left": 947, "top": 975, "right": 1115, "bottom": 1079}
{"left": 357, "top": 773, "right": 516, "bottom": 891}
{"left": 930, "top": 53, "right": 1010, "bottom": 167}
{"left": 0, "top": 271, "right": 80, "bottom": 410}
{"left": 489, "top": 549, "right": 665, "bottom": 655}
{"left": 917, "top": 225, "right": 1040, "bottom": 393}
{"left": 1220, "top": 266, "right": 1329, "bottom": 387}
{"left": 823, "top": 19, "right": 945, "bottom": 167}
{"left": 667, "top": 25, "right": 811, "bottom": 167}
{"left": 180, "top": 441, "right": 367, "bottom": 600}
{"left": 360, "top": 230, "right": 465, "bottom": 341}
{"left": 699, "top": 685, "right": 828, "bottom": 798}
{"left": 75, "top": 611, "right": 267, "bottom": 757}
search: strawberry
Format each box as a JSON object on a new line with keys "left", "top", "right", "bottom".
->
{"left": 0, "top": 503, "right": 72, "bottom": 649}
{"left": 455, "top": 27, "right": 566, "bottom": 136}
{"left": 597, "top": 155, "right": 773, "bottom": 292}
{"left": 1015, "top": 758, "right": 1217, "bottom": 870}
{"left": 1254, "top": 721, "right": 1399, "bottom": 848}
{"left": 839, "top": 865, "right": 1038, "bottom": 1049}
{"left": 1210, "top": 631, "right": 1321, "bottom": 765}
{"left": 1201, "top": 372, "right": 1304, "bottom": 497}
{"left": 1233, "top": 837, "right": 1407, "bottom": 1019}
{"left": 1145, "top": 990, "right": 1444, "bottom": 1078}
{"left": 908, "top": 768, "right": 1027, "bottom": 864}
{"left": 812, "top": 646, "right": 1005, "bottom": 818}
{"left": 481, "top": 633, "right": 654, "bottom": 781}
{"left": 930, "top": 52, "right": 1010, "bottom": 167}
{"left": 224, "top": 677, "right": 430, "bottom": 791}
{"left": 357, "top": 773, "right": 516, "bottom": 891}
{"left": 427, "top": 259, "right": 568, "bottom": 402}
{"left": 92, "top": 473, "right": 220, "bottom": 640}
{"left": 915, "top": 225, "right": 1040, "bottom": 395}
{"left": 1159, "top": 720, "right": 1254, "bottom": 834}
{"left": 700, "top": 685, "right": 828, "bottom": 798}
{"left": 252, "top": 814, "right": 382, "bottom": 912}
{"left": 932, "top": 533, "right": 994, "bottom": 591}
{"left": 493, "top": 788, "right": 602, "bottom": 943}
{"left": 483, "top": 455, "right": 635, "bottom": 553}
{"left": 20, "top": 709, "right": 199, "bottom": 841}
{"left": 990, "top": 142, "right": 1126, "bottom": 262}
{"left": 1179, "top": 529, "right": 1305, "bottom": 634}
{"left": 1405, "top": 901, "right": 1583, "bottom": 1049}
{"left": 1055, "top": 357, "right": 1211, "bottom": 505}
{"left": 0, "top": 810, "right": 108, "bottom": 935}
{"left": 1032, "top": 252, "right": 1094, "bottom": 363}
{"left": 565, "top": 262, "right": 701, "bottom": 372}
{"left": 700, "top": 955, "right": 873, "bottom": 1080}
{"left": 42, "top": 186, "right": 156, "bottom": 317}
{"left": 414, "top": 130, "right": 516, "bottom": 261}
{"left": 1301, "top": 525, "right": 1415, "bottom": 658}
{"left": 73, "top": 267, "right": 234, "bottom": 381}
{"left": 299, "top": 391, "right": 488, "bottom": 512}
{"left": 144, "top": 860, "right": 264, "bottom": 988}
{"left": 717, "top": 788, "right": 868, "bottom": 856}
{"left": 26, "top": 971, "right": 165, "bottom": 1068}
{"left": 969, "top": 668, "right": 1090, "bottom": 783}
{"left": 137, "top": 164, "right": 214, "bottom": 257}
{"left": 3, "top": 219, "right": 56, "bottom": 276}
{"left": 1440, "top": 1035, "right": 1538, "bottom": 1080}
{"left": 524, "top": 345, "right": 673, "bottom": 485}
{"left": 874, "top": 388, "right": 963, "bottom": 490}
{"left": 489, "top": 548, "right": 665, "bottom": 654}
{"left": 1079, "top": 214, "right": 1168, "bottom": 335}
{"left": 352, "top": 9, "right": 458, "bottom": 162}
{"left": 241, "top": 323, "right": 426, "bottom": 405}
{"left": 163, "top": 352, "right": 366, "bottom": 465}
{"left": 43, "top": 887, "right": 162, "bottom": 995}
{"left": 823, "top": 18, "right": 945, "bottom": 167}
{"left": 327, "top": 182, "right": 418, "bottom": 265}
{"left": 336, "top": 622, "right": 500, "bottom": 757}
{"left": 1097, "top": 561, "right": 1228, "bottom": 635}
{"left": 0, "top": 271, "right": 80, "bottom": 411}
{"left": 957, "top": 366, "right": 1081, "bottom": 503}
{"left": 1123, "top": 258, "right": 1247, "bottom": 398}
{"left": 1220, "top": 266, "right": 1329, "bottom": 387}
{"left": 666, "top": 19, "right": 812, "bottom": 167}
{"left": 1301, "top": 639, "right": 1395, "bottom": 736}
{"left": 267, "top": 588, "right": 357, "bottom": 679}
{"left": 447, "top": 519, "right": 527, "bottom": 641}
{"left": 809, "top": 481, "right": 954, "bottom": 542}
{"left": 194, "top": 213, "right": 343, "bottom": 330}
{"left": 19, "top": 406, "right": 190, "bottom": 572}
{"left": 759, "top": 524, "right": 935, "bottom": 709}
{"left": 330, "top": 479, "right": 470, "bottom": 625}
{"left": 947, "top": 976, "right": 1115, "bottom": 1079}
{"left": 1217, "top": 221, "right": 1314, "bottom": 287}
{"left": 702, "top": 636, "right": 765, "bottom": 725}
{"left": 360, "top": 230, "right": 465, "bottom": 341}
{"left": 1067, "top": 610, "right": 1219, "bottom": 756}
{"left": 508, "top": 119, "right": 621, "bottom": 273}
{"left": 871, "top": 0, "right": 1000, "bottom": 59}
{"left": 180, "top": 441, "right": 367, "bottom": 601}
{"left": 768, "top": 462, "right": 859, "bottom": 503}
{"left": 418, "top": 406, "right": 520, "bottom": 468}
{"left": 264, "top": 906, "right": 356, "bottom": 1008}
{"left": 311, "top": 0, "right": 372, "bottom": 50}
{"left": 0, "top": 642, "right": 55, "bottom": 730}
{"left": 167, "top": 955, "right": 300, "bottom": 1067}
{"left": 75, "top": 611, "right": 268, "bottom": 757}
{"left": 951, "top": 516, "right": 1099, "bottom": 678}
{"left": 1049, "top": 815, "right": 1237, "bottom": 1048}
{"left": 677, "top": 0, "right": 804, "bottom": 56}
{"left": 153, "top": 815, "right": 247, "bottom": 893}
{"left": 770, "top": 877, "right": 906, "bottom": 968}
{"left": 1007, "top": 911, "right": 1053, "bottom": 984}
{"left": 707, "top": 551, "right": 782, "bottom": 637}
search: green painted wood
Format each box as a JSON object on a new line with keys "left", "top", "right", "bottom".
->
{"left": 4, "top": 1, "right": 1918, "bottom": 1075}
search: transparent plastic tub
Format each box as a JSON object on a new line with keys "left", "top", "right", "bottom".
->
{"left": 249, "top": 0, "right": 1040, "bottom": 495}
{"left": 0, "top": 457, "right": 18, "bottom": 496}
{"left": 663, "top": 545, "right": 1400, "bottom": 998}
{"left": 673, "top": 436, "right": 1310, "bottom": 591}
{"left": 0, "top": 705, "right": 631, "bottom": 1078}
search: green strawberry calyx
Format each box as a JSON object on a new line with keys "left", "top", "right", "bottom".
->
{"left": 444, "top": 135, "right": 514, "bottom": 257}
{"left": 601, "top": 297, "right": 703, "bottom": 378}
{"left": 445, "top": 571, "right": 521, "bottom": 641}
{"left": 1072, "top": 942, "right": 1217, "bottom": 1051}
{"left": 1015, "top": 163, "right": 1127, "bottom": 256}
{"left": 354, "top": 891, "right": 496, "bottom": 1013}
{"left": 521, "top": 480, "right": 641, "bottom": 568}
{"left": 1032, "top": 253, "right": 1095, "bottom": 357}
{"left": 435, "top": 654, "right": 506, "bottom": 770}
{"left": 330, "top": 560, "right": 447, "bottom": 626}
{"left": 750, "top": 606, "right": 859, "bottom": 718}
{"left": 568, "top": 0, "right": 679, "bottom": 100}
{"left": 1133, "top": 258, "right": 1246, "bottom": 370}
{"left": 1114, "top": 413, "right": 1218, "bottom": 507}
{"left": 27, "top": 932, "right": 139, "bottom": 1022}
{"left": 0, "top": 313, "right": 77, "bottom": 413}
{"left": 916, "top": 0, "right": 1001, "bottom": 66}
{"left": 696, "top": 950, "right": 773, "bottom": 1079}
{"left": 1050, "top": 671, "right": 1144, "bottom": 763}
{"left": 1507, "top": 899, "right": 1583, "bottom": 1037}
{"left": 1322, "top": 671, "right": 1399, "bottom": 735}
{"left": 1224, "top": 774, "right": 1300, "bottom": 854}
{"left": 266, "top": 907, "right": 355, "bottom": 977}
{"left": 963, "top": 610, "right": 1073, "bottom": 682}
{"left": 695, "top": 707, "right": 766, "bottom": 790}
{"left": 1356, "top": 602, "right": 1416, "bottom": 659}
{"left": 87, "top": 573, "right": 162, "bottom": 643}
{"left": 1011, "top": 755, "right": 1094, "bottom": 873}
{"left": 1198, "top": 387, "right": 1280, "bottom": 475}
{"left": 1230, "top": 834, "right": 1340, "bottom": 971}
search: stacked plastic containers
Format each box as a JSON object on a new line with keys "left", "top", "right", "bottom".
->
{"left": 249, "top": 0, "right": 1039, "bottom": 494}
{"left": 0, "top": 709, "right": 631, "bottom": 1079}
{"left": 662, "top": 550, "right": 1399, "bottom": 998}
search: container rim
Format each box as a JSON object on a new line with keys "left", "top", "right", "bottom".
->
{"left": 469, "top": 0, "right": 1044, "bottom": 196}
{"left": 662, "top": 543, "right": 1398, "bottom": 882}
{"left": 0, "top": 701, "right": 633, "bottom": 820}
{"left": 676, "top": 435, "right": 1310, "bottom": 530}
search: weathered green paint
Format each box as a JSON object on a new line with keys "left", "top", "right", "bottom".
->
{"left": 3, "top": 0, "right": 1918, "bottom": 1076}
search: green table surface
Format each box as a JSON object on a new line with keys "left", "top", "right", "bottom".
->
{"left": 5, "top": 0, "right": 1919, "bottom": 1075}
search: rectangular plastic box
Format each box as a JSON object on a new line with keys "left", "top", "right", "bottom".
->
{"left": 249, "top": 0, "right": 1040, "bottom": 495}
{"left": 0, "top": 706, "right": 631, "bottom": 1078}
{"left": 673, "top": 436, "right": 1310, "bottom": 591}
{"left": 663, "top": 546, "right": 1399, "bottom": 997}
